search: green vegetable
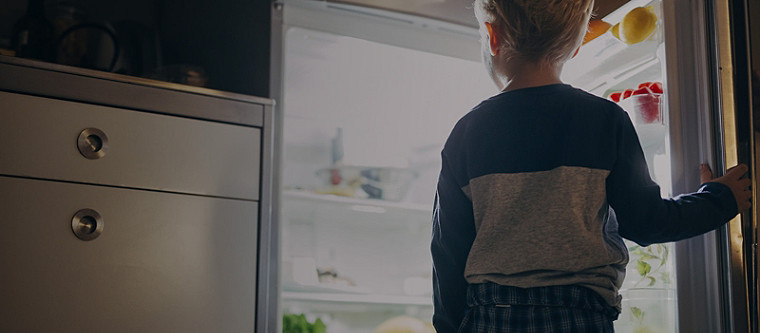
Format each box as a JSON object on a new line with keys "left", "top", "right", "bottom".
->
{"left": 631, "top": 306, "right": 644, "bottom": 321}
{"left": 313, "top": 319, "right": 326, "bottom": 333}
{"left": 630, "top": 243, "right": 672, "bottom": 288}
{"left": 283, "top": 313, "right": 327, "bottom": 333}
{"left": 636, "top": 260, "right": 651, "bottom": 276}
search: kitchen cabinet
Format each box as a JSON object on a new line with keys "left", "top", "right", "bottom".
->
{"left": 0, "top": 56, "right": 276, "bottom": 332}
{"left": 0, "top": 0, "right": 271, "bottom": 97}
{"left": 0, "top": 176, "right": 258, "bottom": 332}
{"left": 0, "top": 91, "right": 261, "bottom": 199}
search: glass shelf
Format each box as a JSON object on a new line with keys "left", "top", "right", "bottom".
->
{"left": 282, "top": 189, "right": 433, "bottom": 225}
{"left": 282, "top": 291, "right": 433, "bottom": 307}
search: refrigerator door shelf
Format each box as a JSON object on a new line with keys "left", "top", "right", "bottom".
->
{"left": 563, "top": 35, "right": 662, "bottom": 95}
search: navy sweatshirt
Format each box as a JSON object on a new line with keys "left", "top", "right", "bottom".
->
{"left": 431, "top": 84, "right": 738, "bottom": 332}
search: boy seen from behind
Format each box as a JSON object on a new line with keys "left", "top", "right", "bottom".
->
{"left": 431, "top": 0, "right": 751, "bottom": 332}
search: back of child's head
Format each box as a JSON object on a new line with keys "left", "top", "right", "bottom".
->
{"left": 474, "top": 0, "right": 594, "bottom": 65}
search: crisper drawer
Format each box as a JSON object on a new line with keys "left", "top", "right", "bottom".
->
{"left": 0, "top": 176, "right": 257, "bottom": 332}
{"left": 0, "top": 91, "right": 260, "bottom": 200}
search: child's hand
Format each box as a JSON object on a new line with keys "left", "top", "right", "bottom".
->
{"left": 700, "top": 163, "right": 752, "bottom": 211}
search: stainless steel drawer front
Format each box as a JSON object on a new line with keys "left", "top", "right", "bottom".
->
{"left": 0, "top": 91, "right": 261, "bottom": 200}
{"left": 0, "top": 176, "right": 258, "bottom": 332}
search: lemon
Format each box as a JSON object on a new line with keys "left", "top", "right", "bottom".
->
{"left": 620, "top": 7, "right": 657, "bottom": 44}
{"left": 611, "top": 22, "right": 620, "bottom": 40}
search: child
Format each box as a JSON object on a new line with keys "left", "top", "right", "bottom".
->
{"left": 430, "top": 0, "right": 752, "bottom": 332}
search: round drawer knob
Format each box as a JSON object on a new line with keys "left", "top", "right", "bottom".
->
{"left": 77, "top": 128, "right": 109, "bottom": 159}
{"left": 71, "top": 209, "right": 104, "bottom": 241}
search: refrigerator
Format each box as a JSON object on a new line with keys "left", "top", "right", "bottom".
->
{"left": 268, "top": 0, "right": 758, "bottom": 332}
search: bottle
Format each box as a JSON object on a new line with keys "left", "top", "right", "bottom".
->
{"left": 11, "top": 0, "right": 54, "bottom": 61}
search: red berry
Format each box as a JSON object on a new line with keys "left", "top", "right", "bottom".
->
{"left": 609, "top": 92, "right": 623, "bottom": 102}
{"left": 632, "top": 87, "right": 651, "bottom": 96}
{"left": 649, "top": 82, "right": 664, "bottom": 94}
{"left": 330, "top": 169, "right": 342, "bottom": 185}
{"left": 638, "top": 82, "right": 653, "bottom": 89}
{"left": 622, "top": 89, "right": 634, "bottom": 99}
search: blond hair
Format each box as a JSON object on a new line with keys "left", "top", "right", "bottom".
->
{"left": 474, "top": 0, "right": 594, "bottom": 64}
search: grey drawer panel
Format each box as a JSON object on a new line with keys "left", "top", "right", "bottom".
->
{"left": 1, "top": 91, "right": 260, "bottom": 200}
{"left": 0, "top": 176, "right": 258, "bottom": 332}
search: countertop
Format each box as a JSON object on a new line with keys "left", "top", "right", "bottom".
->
{"left": 0, "top": 55, "right": 273, "bottom": 127}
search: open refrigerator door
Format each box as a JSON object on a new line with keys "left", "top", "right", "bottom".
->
{"left": 562, "top": 1, "right": 676, "bottom": 332}
{"left": 567, "top": 0, "right": 759, "bottom": 331}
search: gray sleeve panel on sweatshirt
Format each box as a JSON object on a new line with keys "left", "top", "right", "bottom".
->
{"left": 461, "top": 166, "right": 628, "bottom": 309}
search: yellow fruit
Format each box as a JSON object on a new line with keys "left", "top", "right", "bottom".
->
{"left": 620, "top": 7, "right": 657, "bottom": 44}
{"left": 611, "top": 23, "right": 620, "bottom": 40}
{"left": 583, "top": 19, "right": 612, "bottom": 44}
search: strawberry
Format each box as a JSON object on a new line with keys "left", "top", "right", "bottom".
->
{"left": 632, "top": 87, "right": 652, "bottom": 96}
{"left": 609, "top": 92, "right": 623, "bottom": 102}
{"left": 649, "top": 82, "right": 664, "bottom": 94}
{"left": 638, "top": 82, "right": 653, "bottom": 90}
{"left": 622, "top": 89, "right": 634, "bottom": 99}
{"left": 330, "top": 169, "right": 342, "bottom": 185}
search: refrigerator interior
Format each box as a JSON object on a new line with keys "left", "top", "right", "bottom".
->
{"left": 278, "top": 0, "right": 678, "bottom": 332}
{"left": 279, "top": 24, "right": 494, "bottom": 333}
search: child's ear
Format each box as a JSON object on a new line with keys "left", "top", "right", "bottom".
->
{"left": 485, "top": 22, "right": 500, "bottom": 56}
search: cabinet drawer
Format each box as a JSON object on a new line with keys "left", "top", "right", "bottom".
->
{"left": 0, "top": 176, "right": 257, "bottom": 332}
{"left": 0, "top": 91, "right": 260, "bottom": 200}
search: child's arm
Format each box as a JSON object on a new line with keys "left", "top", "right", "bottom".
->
{"left": 431, "top": 156, "right": 476, "bottom": 333}
{"left": 607, "top": 111, "right": 749, "bottom": 245}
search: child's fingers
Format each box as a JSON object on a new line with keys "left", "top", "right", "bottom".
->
{"left": 726, "top": 164, "right": 749, "bottom": 179}
{"left": 736, "top": 182, "right": 752, "bottom": 211}
{"left": 700, "top": 164, "right": 713, "bottom": 183}
{"left": 734, "top": 190, "right": 751, "bottom": 211}
{"left": 738, "top": 193, "right": 752, "bottom": 211}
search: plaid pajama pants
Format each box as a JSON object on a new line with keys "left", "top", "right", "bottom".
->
{"left": 458, "top": 283, "right": 619, "bottom": 332}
